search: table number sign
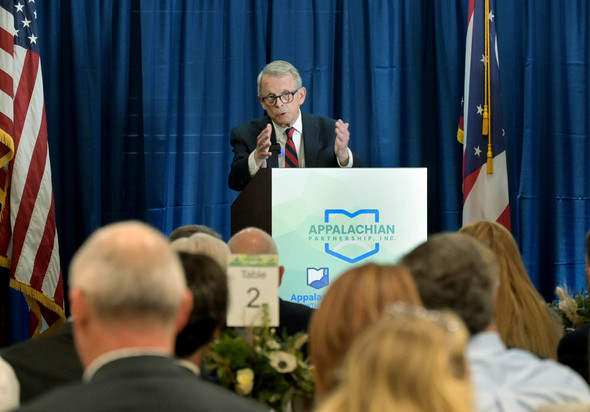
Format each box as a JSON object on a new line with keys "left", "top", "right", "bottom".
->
{"left": 226, "top": 254, "right": 279, "bottom": 327}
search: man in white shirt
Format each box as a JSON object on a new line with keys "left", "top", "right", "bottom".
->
{"left": 402, "top": 232, "right": 590, "bottom": 412}
{"left": 228, "top": 60, "right": 363, "bottom": 191}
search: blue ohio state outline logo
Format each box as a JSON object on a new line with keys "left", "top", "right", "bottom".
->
{"left": 323, "top": 209, "right": 380, "bottom": 263}
{"left": 307, "top": 267, "right": 329, "bottom": 289}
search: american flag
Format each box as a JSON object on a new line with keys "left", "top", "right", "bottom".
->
{"left": 458, "top": 0, "right": 510, "bottom": 230}
{"left": 0, "top": 0, "right": 65, "bottom": 336}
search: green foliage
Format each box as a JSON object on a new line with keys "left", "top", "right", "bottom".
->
{"left": 553, "top": 286, "right": 590, "bottom": 329}
{"left": 204, "top": 308, "right": 314, "bottom": 411}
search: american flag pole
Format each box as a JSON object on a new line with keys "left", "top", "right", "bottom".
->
{"left": 459, "top": 0, "right": 510, "bottom": 230}
{"left": 0, "top": 0, "right": 65, "bottom": 337}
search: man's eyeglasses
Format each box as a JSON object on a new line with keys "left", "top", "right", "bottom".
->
{"left": 261, "top": 89, "right": 299, "bottom": 105}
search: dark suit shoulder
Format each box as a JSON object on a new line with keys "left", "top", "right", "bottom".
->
{"left": 0, "top": 322, "right": 79, "bottom": 369}
{"left": 280, "top": 298, "right": 314, "bottom": 315}
{"left": 558, "top": 323, "right": 590, "bottom": 384}
{"left": 558, "top": 323, "right": 590, "bottom": 352}
{"left": 1, "top": 322, "right": 83, "bottom": 404}
{"left": 278, "top": 299, "right": 314, "bottom": 338}
{"left": 231, "top": 116, "right": 272, "bottom": 136}
{"left": 16, "top": 355, "right": 268, "bottom": 412}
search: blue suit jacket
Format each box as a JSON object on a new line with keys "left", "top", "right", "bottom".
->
{"left": 228, "top": 112, "right": 363, "bottom": 191}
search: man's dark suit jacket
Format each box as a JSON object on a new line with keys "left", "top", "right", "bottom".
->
{"left": 0, "top": 322, "right": 83, "bottom": 405}
{"left": 558, "top": 323, "right": 590, "bottom": 383}
{"left": 277, "top": 299, "right": 313, "bottom": 339}
{"left": 278, "top": 299, "right": 314, "bottom": 358}
{"left": 228, "top": 112, "right": 363, "bottom": 191}
{"left": 16, "top": 355, "right": 268, "bottom": 412}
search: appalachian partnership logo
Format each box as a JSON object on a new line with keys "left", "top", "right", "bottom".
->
{"left": 305, "top": 209, "right": 396, "bottom": 289}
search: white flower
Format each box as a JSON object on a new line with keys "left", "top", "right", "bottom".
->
{"left": 265, "top": 338, "right": 281, "bottom": 350}
{"left": 235, "top": 368, "right": 254, "bottom": 396}
{"left": 268, "top": 351, "right": 298, "bottom": 373}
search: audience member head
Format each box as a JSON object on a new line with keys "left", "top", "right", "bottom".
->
{"left": 401, "top": 232, "right": 499, "bottom": 335}
{"left": 68, "top": 221, "right": 192, "bottom": 368}
{"left": 228, "top": 227, "right": 285, "bottom": 283}
{"left": 168, "top": 224, "right": 222, "bottom": 242}
{"left": 175, "top": 252, "right": 228, "bottom": 363}
{"left": 309, "top": 263, "right": 422, "bottom": 399}
{"left": 170, "top": 232, "right": 230, "bottom": 270}
{"left": 459, "top": 220, "right": 562, "bottom": 358}
{"left": 228, "top": 227, "right": 277, "bottom": 254}
{"left": 316, "top": 304, "right": 472, "bottom": 412}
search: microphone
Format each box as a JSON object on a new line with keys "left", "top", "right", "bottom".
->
{"left": 269, "top": 132, "right": 281, "bottom": 154}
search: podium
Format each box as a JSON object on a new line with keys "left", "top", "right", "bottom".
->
{"left": 231, "top": 168, "right": 427, "bottom": 307}
{"left": 231, "top": 168, "right": 272, "bottom": 236}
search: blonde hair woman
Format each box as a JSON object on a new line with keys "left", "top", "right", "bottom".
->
{"left": 308, "top": 263, "right": 422, "bottom": 399}
{"left": 315, "top": 303, "right": 472, "bottom": 412}
{"left": 459, "top": 220, "right": 563, "bottom": 359}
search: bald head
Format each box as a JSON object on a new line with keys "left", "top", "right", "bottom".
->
{"left": 70, "top": 221, "right": 187, "bottom": 326}
{"left": 228, "top": 227, "right": 278, "bottom": 255}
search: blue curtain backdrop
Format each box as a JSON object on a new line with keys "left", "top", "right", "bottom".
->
{"left": 24, "top": 0, "right": 590, "bottom": 309}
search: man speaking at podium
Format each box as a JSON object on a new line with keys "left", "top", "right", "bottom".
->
{"left": 228, "top": 60, "right": 363, "bottom": 191}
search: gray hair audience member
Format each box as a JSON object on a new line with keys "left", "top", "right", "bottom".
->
{"left": 170, "top": 232, "right": 230, "bottom": 270}
{"left": 15, "top": 221, "right": 266, "bottom": 412}
{"left": 402, "top": 232, "right": 590, "bottom": 412}
{"left": 0, "top": 224, "right": 231, "bottom": 411}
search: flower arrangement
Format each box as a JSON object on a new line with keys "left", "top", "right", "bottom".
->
{"left": 204, "top": 310, "right": 314, "bottom": 411}
{"left": 553, "top": 286, "right": 590, "bottom": 329}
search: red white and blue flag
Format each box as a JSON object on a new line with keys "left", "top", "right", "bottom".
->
{"left": 0, "top": 0, "right": 65, "bottom": 336}
{"left": 458, "top": 0, "right": 510, "bottom": 230}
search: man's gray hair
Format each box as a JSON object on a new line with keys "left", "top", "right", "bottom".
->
{"left": 257, "top": 60, "right": 303, "bottom": 96}
{"left": 401, "top": 232, "right": 500, "bottom": 335}
{"left": 170, "top": 232, "right": 230, "bottom": 270}
{"left": 69, "top": 221, "right": 186, "bottom": 326}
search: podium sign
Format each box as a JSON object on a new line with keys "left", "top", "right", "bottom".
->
{"left": 272, "top": 168, "right": 427, "bottom": 308}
